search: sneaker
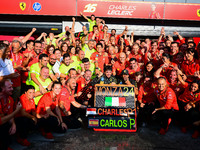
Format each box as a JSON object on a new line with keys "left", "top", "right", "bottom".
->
{"left": 181, "top": 127, "right": 187, "bottom": 133}
{"left": 192, "top": 130, "right": 199, "bottom": 139}
{"left": 16, "top": 138, "right": 31, "bottom": 146}
{"left": 159, "top": 128, "right": 166, "bottom": 135}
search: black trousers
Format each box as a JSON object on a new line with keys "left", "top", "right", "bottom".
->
{"left": 15, "top": 117, "right": 37, "bottom": 139}
{"left": 153, "top": 109, "right": 175, "bottom": 129}
{"left": 137, "top": 103, "right": 155, "bottom": 126}
{"left": 38, "top": 116, "right": 66, "bottom": 133}
{"left": 62, "top": 116, "right": 82, "bottom": 129}
{"left": 177, "top": 101, "right": 200, "bottom": 127}
{"left": 0, "top": 122, "right": 11, "bottom": 150}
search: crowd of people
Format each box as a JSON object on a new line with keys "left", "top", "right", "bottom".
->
{"left": 0, "top": 12, "right": 200, "bottom": 150}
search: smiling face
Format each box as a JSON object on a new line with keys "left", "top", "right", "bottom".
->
{"left": 40, "top": 57, "right": 49, "bottom": 67}
{"left": 52, "top": 84, "right": 62, "bottom": 95}
{"left": 41, "top": 67, "right": 49, "bottom": 80}
{"left": 146, "top": 63, "right": 153, "bottom": 72}
{"left": 25, "top": 89, "right": 35, "bottom": 100}
{"left": 191, "top": 83, "right": 199, "bottom": 93}
{"left": 12, "top": 42, "right": 21, "bottom": 54}
{"left": 158, "top": 78, "right": 166, "bottom": 91}
{"left": 105, "top": 70, "right": 112, "bottom": 78}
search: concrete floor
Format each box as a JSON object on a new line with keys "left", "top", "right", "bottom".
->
{"left": 11, "top": 123, "right": 200, "bottom": 150}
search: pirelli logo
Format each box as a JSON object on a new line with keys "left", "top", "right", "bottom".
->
{"left": 89, "top": 119, "right": 99, "bottom": 127}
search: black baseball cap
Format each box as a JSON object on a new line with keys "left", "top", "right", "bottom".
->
{"left": 121, "top": 69, "right": 129, "bottom": 75}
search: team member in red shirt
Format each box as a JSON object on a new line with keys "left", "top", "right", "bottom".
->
{"left": 153, "top": 77, "right": 179, "bottom": 135}
{"left": 90, "top": 43, "right": 108, "bottom": 73}
{"left": 181, "top": 48, "right": 199, "bottom": 82}
{"left": 144, "top": 41, "right": 162, "bottom": 69}
{"left": 137, "top": 76, "right": 157, "bottom": 127}
{"left": 167, "top": 69, "right": 186, "bottom": 97}
{"left": 88, "top": 25, "right": 104, "bottom": 43}
{"left": 0, "top": 79, "right": 17, "bottom": 150}
{"left": 170, "top": 42, "right": 180, "bottom": 63}
{"left": 59, "top": 78, "right": 87, "bottom": 129}
{"left": 113, "top": 52, "right": 129, "bottom": 78}
{"left": 143, "top": 61, "right": 155, "bottom": 79}
{"left": 126, "top": 58, "right": 142, "bottom": 80}
{"left": 11, "top": 40, "right": 27, "bottom": 101}
{"left": 128, "top": 43, "right": 143, "bottom": 63}
{"left": 36, "top": 81, "right": 67, "bottom": 139}
{"left": 76, "top": 70, "right": 95, "bottom": 106}
{"left": 177, "top": 80, "right": 200, "bottom": 136}
{"left": 154, "top": 53, "right": 178, "bottom": 81}
{"left": 108, "top": 45, "right": 119, "bottom": 65}
{"left": 15, "top": 85, "right": 36, "bottom": 146}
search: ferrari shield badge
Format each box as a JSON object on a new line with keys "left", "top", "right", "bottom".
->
{"left": 20, "top": 2, "right": 26, "bottom": 11}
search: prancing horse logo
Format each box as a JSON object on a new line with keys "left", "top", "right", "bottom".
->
{"left": 20, "top": 2, "right": 26, "bottom": 11}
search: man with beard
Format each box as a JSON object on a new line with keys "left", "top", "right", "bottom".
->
{"left": 23, "top": 41, "right": 42, "bottom": 67}
{"left": 0, "top": 80, "right": 19, "bottom": 150}
{"left": 30, "top": 66, "right": 53, "bottom": 105}
{"left": 126, "top": 58, "right": 142, "bottom": 80}
{"left": 59, "top": 78, "right": 87, "bottom": 129}
{"left": 26, "top": 54, "right": 56, "bottom": 95}
{"left": 59, "top": 53, "right": 77, "bottom": 79}
{"left": 76, "top": 70, "right": 94, "bottom": 106}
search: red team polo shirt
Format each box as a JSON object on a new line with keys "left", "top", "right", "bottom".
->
{"left": 90, "top": 52, "right": 109, "bottom": 72}
{"left": 59, "top": 87, "right": 75, "bottom": 116}
{"left": 138, "top": 83, "right": 157, "bottom": 104}
{"left": 154, "top": 87, "right": 179, "bottom": 110}
{"left": 22, "top": 50, "right": 40, "bottom": 83}
{"left": 178, "top": 82, "right": 200, "bottom": 104}
{"left": 0, "top": 96, "right": 14, "bottom": 116}
{"left": 181, "top": 59, "right": 199, "bottom": 82}
{"left": 76, "top": 76, "right": 90, "bottom": 93}
{"left": 20, "top": 94, "right": 36, "bottom": 114}
{"left": 36, "top": 92, "right": 59, "bottom": 115}
{"left": 11, "top": 52, "right": 24, "bottom": 87}
{"left": 113, "top": 61, "right": 129, "bottom": 76}
{"left": 128, "top": 53, "right": 143, "bottom": 63}
{"left": 126, "top": 66, "right": 142, "bottom": 80}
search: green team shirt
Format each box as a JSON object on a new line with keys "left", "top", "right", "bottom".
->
{"left": 30, "top": 76, "right": 52, "bottom": 105}
{"left": 71, "top": 56, "right": 82, "bottom": 69}
{"left": 59, "top": 63, "right": 77, "bottom": 75}
{"left": 77, "top": 61, "right": 96, "bottom": 79}
{"left": 58, "top": 32, "right": 67, "bottom": 40}
{"left": 26, "top": 62, "right": 53, "bottom": 85}
{"left": 82, "top": 44, "right": 96, "bottom": 60}
{"left": 46, "top": 38, "right": 57, "bottom": 47}
{"left": 88, "top": 19, "right": 96, "bottom": 32}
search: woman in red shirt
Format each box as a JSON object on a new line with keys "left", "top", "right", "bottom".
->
{"left": 178, "top": 80, "right": 200, "bottom": 134}
{"left": 181, "top": 48, "right": 199, "bottom": 82}
{"left": 137, "top": 76, "right": 157, "bottom": 126}
{"left": 15, "top": 85, "right": 36, "bottom": 146}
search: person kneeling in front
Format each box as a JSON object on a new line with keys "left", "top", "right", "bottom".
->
{"left": 59, "top": 78, "right": 87, "bottom": 129}
{"left": 36, "top": 81, "right": 67, "bottom": 139}
{"left": 152, "top": 77, "right": 179, "bottom": 135}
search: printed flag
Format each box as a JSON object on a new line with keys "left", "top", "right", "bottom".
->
{"left": 86, "top": 108, "right": 97, "bottom": 116}
{"left": 89, "top": 119, "right": 99, "bottom": 127}
{"left": 105, "top": 97, "right": 126, "bottom": 107}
